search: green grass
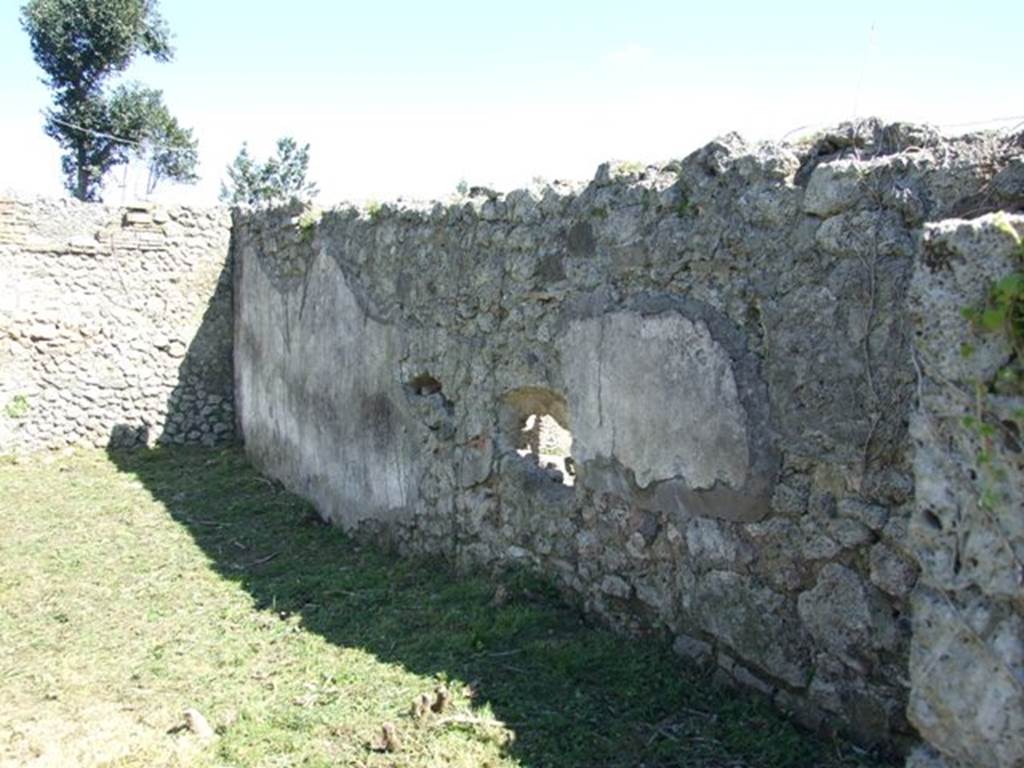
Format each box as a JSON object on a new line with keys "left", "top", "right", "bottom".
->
{"left": 0, "top": 447, "right": 891, "bottom": 767}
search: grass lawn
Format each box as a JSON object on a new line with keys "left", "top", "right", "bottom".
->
{"left": 0, "top": 446, "right": 891, "bottom": 767}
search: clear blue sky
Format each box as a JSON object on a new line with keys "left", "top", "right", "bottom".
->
{"left": 2, "top": 1, "right": 1022, "bottom": 204}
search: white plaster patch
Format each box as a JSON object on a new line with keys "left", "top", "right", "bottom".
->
{"left": 561, "top": 311, "right": 749, "bottom": 489}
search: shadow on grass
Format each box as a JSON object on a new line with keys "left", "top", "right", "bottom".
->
{"left": 107, "top": 443, "right": 891, "bottom": 768}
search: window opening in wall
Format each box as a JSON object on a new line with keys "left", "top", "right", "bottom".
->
{"left": 500, "top": 387, "right": 575, "bottom": 487}
{"left": 517, "top": 412, "right": 575, "bottom": 486}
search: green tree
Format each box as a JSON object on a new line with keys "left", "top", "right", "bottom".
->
{"left": 220, "top": 137, "right": 319, "bottom": 206}
{"left": 108, "top": 83, "right": 198, "bottom": 195}
{"left": 21, "top": 0, "right": 198, "bottom": 201}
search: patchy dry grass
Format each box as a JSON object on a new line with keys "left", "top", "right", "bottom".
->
{"left": 0, "top": 447, "right": 891, "bottom": 767}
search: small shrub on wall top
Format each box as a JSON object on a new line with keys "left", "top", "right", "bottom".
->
{"left": 4, "top": 395, "right": 29, "bottom": 420}
{"left": 220, "top": 137, "right": 318, "bottom": 207}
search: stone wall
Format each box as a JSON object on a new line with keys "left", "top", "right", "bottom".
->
{"left": 905, "top": 213, "right": 1024, "bottom": 768}
{"left": 0, "top": 198, "right": 234, "bottom": 451}
{"left": 233, "top": 121, "right": 1024, "bottom": 761}
{"left": 4, "top": 120, "right": 1020, "bottom": 766}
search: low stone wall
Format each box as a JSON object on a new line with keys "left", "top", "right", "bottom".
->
{"left": 0, "top": 198, "right": 234, "bottom": 451}
{"left": 234, "top": 121, "right": 1024, "bottom": 759}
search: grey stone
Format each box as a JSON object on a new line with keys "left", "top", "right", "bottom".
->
{"left": 797, "top": 520, "right": 842, "bottom": 561}
{"left": 907, "top": 589, "right": 1024, "bottom": 768}
{"left": 599, "top": 574, "right": 632, "bottom": 599}
{"left": 685, "top": 517, "right": 752, "bottom": 568}
{"left": 770, "top": 479, "right": 807, "bottom": 515}
{"left": 726, "top": 657, "right": 776, "bottom": 696}
{"left": 838, "top": 497, "right": 890, "bottom": 532}
{"left": 908, "top": 214, "right": 1024, "bottom": 597}
{"left": 910, "top": 215, "right": 1022, "bottom": 385}
{"left": 991, "top": 157, "right": 1024, "bottom": 205}
{"left": 826, "top": 518, "right": 874, "bottom": 549}
{"left": 672, "top": 633, "right": 713, "bottom": 664}
{"left": 803, "top": 159, "right": 864, "bottom": 217}
{"left": 869, "top": 542, "right": 918, "bottom": 598}
{"left": 807, "top": 489, "right": 837, "bottom": 519}
{"left": 693, "top": 570, "right": 809, "bottom": 688}
{"left": 457, "top": 435, "right": 493, "bottom": 488}
{"left": 807, "top": 652, "right": 904, "bottom": 746}
{"left": 797, "top": 564, "right": 899, "bottom": 671}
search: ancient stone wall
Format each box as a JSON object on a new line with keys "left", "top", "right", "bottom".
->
{"left": 905, "top": 212, "right": 1024, "bottom": 768}
{"left": 4, "top": 120, "right": 1020, "bottom": 767}
{"left": 0, "top": 198, "right": 234, "bottom": 451}
{"left": 233, "top": 121, "right": 1024, "bottom": 762}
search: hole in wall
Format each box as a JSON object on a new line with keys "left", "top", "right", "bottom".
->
{"left": 921, "top": 508, "right": 943, "bottom": 531}
{"left": 500, "top": 387, "right": 576, "bottom": 487}
{"left": 403, "top": 372, "right": 455, "bottom": 438}
{"left": 408, "top": 373, "right": 443, "bottom": 396}
{"left": 517, "top": 413, "right": 575, "bottom": 486}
